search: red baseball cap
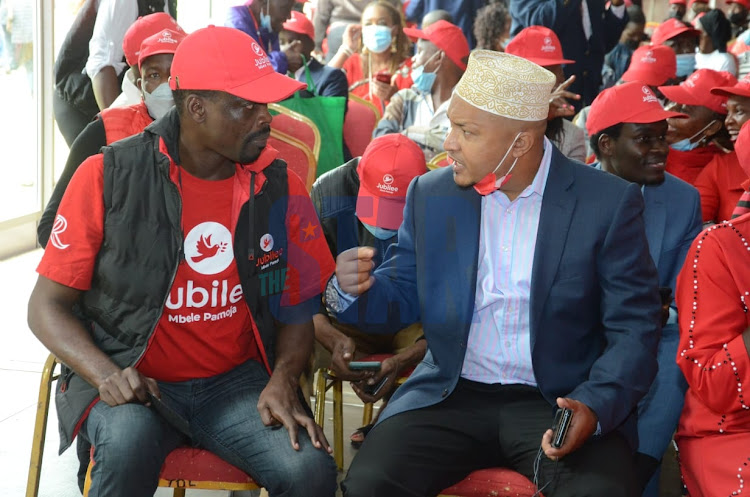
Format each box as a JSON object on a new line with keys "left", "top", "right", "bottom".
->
{"left": 356, "top": 135, "right": 426, "bottom": 230}
{"left": 669, "top": 0, "right": 686, "bottom": 4}
{"left": 659, "top": 69, "right": 738, "bottom": 114}
{"left": 282, "top": 11, "right": 315, "bottom": 41}
{"left": 621, "top": 45, "right": 676, "bottom": 86}
{"left": 403, "top": 20, "right": 470, "bottom": 70}
{"left": 122, "top": 13, "right": 184, "bottom": 67}
{"left": 169, "top": 26, "right": 305, "bottom": 104}
{"left": 587, "top": 82, "right": 687, "bottom": 136}
{"left": 689, "top": 0, "right": 708, "bottom": 5}
{"left": 504, "top": 26, "right": 575, "bottom": 67}
{"left": 138, "top": 29, "right": 186, "bottom": 69}
{"left": 728, "top": 0, "right": 750, "bottom": 8}
{"left": 712, "top": 73, "right": 750, "bottom": 98}
{"left": 651, "top": 18, "right": 700, "bottom": 46}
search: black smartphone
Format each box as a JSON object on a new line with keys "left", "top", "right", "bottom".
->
{"left": 551, "top": 407, "right": 573, "bottom": 449}
{"left": 363, "top": 375, "right": 389, "bottom": 396}
{"left": 348, "top": 361, "right": 382, "bottom": 371}
{"left": 659, "top": 287, "right": 673, "bottom": 307}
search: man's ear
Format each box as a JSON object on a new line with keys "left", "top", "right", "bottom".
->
{"left": 136, "top": 78, "right": 142, "bottom": 91}
{"left": 597, "top": 133, "right": 615, "bottom": 158}
{"left": 185, "top": 93, "right": 209, "bottom": 123}
{"left": 512, "top": 124, "right": 545, "bottom": 158}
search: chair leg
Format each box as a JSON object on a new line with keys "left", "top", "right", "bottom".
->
{"left": 362, "top": 403, "right": 374, "bottom": 426}
{"left": 333, "top": 378, "right": 344, "bottom": 471}
{"left": 82, "top": 460, "right": 93, "bottom": 497}
{"left": 172, "top": 489, "right": 186, "bottom": 497}
{"left": 25, "top": 354, "right": 57, "bottom": 497}
{"left": 314, "top": 368, "right": 327, "bottom": 428}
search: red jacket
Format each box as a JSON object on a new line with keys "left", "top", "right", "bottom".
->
{"left": 100, "top": 102, "right": 153, "bottom": 144}
{"left": 694, "top": 151, "right": 748, "bottom": 223}
{"left": 666, "top": 145, "right": 722, "bottom": 186}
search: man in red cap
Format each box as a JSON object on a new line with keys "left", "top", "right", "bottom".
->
{"left": 38, "top": 28, "right": 187, "bottom": 248}
{"left": 689, "top": 0, "right": 710, "bottom": 19}
{"left": 669, "top": 0, "right": 687, "bottom": 21}
{"left": 112, "top": 12, "right": 186, "bottom": 108}
{"left": 373, "top": 20, "right": 469, "bottom": 160}
{"left": 586, "top": 82, "right": 701, "bottom": 496}
{"left": 28, "top": 26, "right": 338, "bottom": 497}
{"left": 658, "top": 68, "right": 737, "bottom": 185}
{"left": 505, "top": 26, "right": 586, "bottom": 162}
{"left": 728, "top": 0, "right": 750, "bottom": 38}
{"left": 311, "top": 134, "right": 428, "bottom": 446}
{"left": 651, "top": 18, "right": 701, "bottom": 79}
{"left": 279, "top": 10, "right": 348, "bottom": 98}
{"left": 575, "top": 44, "right": 679, "bottom": 160}
{"left": 690, "top": 73, "right": 750, "bottom": 223}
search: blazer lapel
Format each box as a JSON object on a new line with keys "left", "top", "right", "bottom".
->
{"left": 451, "top": 184, "right": 482, "bottom": 329}
{"left": 530, "top": 150, "right": 576, "bottom": 349}
{"left": 642, "top": 186, "right": 665, "bottom": 268}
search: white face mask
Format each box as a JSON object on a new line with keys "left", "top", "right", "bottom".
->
{"left": 121, "top": 70, "right": 142, "bottom": 106}
{"left": 142, "top": 82, "right": 175, "bottom": 120}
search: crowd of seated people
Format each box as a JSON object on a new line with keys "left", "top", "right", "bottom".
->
{"left": 31, "top": 1, "right": 750, "bottom": 496}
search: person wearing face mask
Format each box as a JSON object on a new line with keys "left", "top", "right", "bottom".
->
{"left": 651, "top": 18, "right": 701, "bottom": 81}
{"left": 658, "top": 68, "right": 736, "bottom": 186}
{"left": 668, "top": 0, "right": 687, "bottom": 21}
{"left": 330, "top": 51, "right": 661, "bottom": 497}
{"left": 225, "top": 0, "right": 303, "bottom": 76}
{"left": 110, "top": 12, "right": 185, "bottom": 109}
{"left": 601, "top": 5, "right": 647, "bottom": 91}
{"left": 689, "top": 74, "right": 750, "bottom": 224}
{"left": 586, "top": 82, "right": 700, "bottom": 497}
{"left": 506, "top": 26, "right": 587, "bottom": 163}
{"left": 372, "top": 20, "right": 469, "bottom": 160}
{"left": 310, "top": 134, "right": 428, "bottom": 448}
{"left": 727, "top": 0, "right": 750, "bottom": 39}
{"left": 328, "top": 0, "right": 413, "bottom": 111}
{"left": 694, "top": 9, "right": 737, "bottom": 76}
{"left": 37, "top": 28, "right": 186, "bottom": 248}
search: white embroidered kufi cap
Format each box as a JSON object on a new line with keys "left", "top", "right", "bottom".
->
{"left": 455, "top": 50, "right": 557, "bottom": 121}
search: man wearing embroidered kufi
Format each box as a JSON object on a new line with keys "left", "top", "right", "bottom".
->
{"left": 330, "top": 50, "right": 661, "bottom": 496}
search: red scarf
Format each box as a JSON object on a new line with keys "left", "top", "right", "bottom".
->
{"left": 665, "top": 144, "right": 722, "bottom": 186}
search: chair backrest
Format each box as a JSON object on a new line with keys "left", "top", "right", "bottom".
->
{"left": 427, "top": 151, "right": 451, "bottom": 170}
{"left": 344, "top": 94, "right": 381, "bottom": 158}
{"left": 269, "top": 129, "right": 317, "bottom": 192}
{"left": 269, "top": 103, "right": 321, "bottom": 163}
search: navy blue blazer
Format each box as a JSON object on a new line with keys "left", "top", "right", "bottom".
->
{"left": 510, "top": 0, "right": 628, "bottom": 108}
{"left": 641, "top": 173, "right": 702, "bottom": 339}
{"left": 337, "top": 146, "right": 661, "bottom": 447}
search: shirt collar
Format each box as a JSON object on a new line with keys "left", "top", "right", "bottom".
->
{"left": 293, "top": 58, "right": 314, "bottom": 82}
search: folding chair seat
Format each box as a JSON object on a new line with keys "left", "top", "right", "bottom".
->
{"left": 438, "top": 468, "right": 543, "bottom": 497}
{"left": 269, "top": 129, "right": 317, "bottom": 191}
{"left": 343, "top": 94, "right": 381, "bottom": 158}
{"left": 269, "top": 103, "right": 321, "bottom": 163}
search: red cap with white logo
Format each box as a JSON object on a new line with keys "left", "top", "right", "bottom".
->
{"left": 282, "top": 11, "right": 315, "bottom": 41}
{"left": 169, "top": 26, "right": 306, "bottom": 104}
{"left": 728, "top": 0, "right": 750, "bottom": 10}
{"left": 659, "top": 69, "right": 737, "bottom": 114}
{"left": 587, "top": 82, "right": 687, "bottom": 137}
{"left": 356, "top": 135, "right": 427, "bottom": 230}
{"left": 621, "top": 45, "right": 676, "bottom": 87}
{"left": 122, "top": 12, "right": 184, "bottom": 67}
{"left": 669, "top": 0, "right": 686, "bottom": 5}
{"left": 711, "top": 73, "right": 750, "bottom": 99}
{"left": 504, "top": 26, "right": 575, "bottom": 67}
{"left": 650, "top": 18, "right": 700, "bottom": 46}
{"left": 403, "top": 20, "right": 470, "bottom": 70}
{"left": 138, "top": 29, "right": 186, "bottom": 69}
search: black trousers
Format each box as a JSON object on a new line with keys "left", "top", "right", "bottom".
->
{"left": 53, "top": 91, "right": 95, "bottom": 147}
{"left": 342, "top": 380, "right": 637, "bottom": 497}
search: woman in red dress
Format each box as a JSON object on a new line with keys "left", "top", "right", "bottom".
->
{"left": 675, "top": 122, "right": 750, "bottom": 496}
{"left": 327, "top": 0, "right": 412, "bottom": 112}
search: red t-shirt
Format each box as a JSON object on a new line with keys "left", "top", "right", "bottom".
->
{"left": 37, "top": 147, "right": 335, "bottom": 382}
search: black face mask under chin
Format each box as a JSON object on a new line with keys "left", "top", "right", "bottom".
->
{"left": 730, "top": 12, "right": 748, "bottom": 25}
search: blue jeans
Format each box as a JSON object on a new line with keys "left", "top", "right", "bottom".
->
{"left": 83, "top": 359, "right": 337, "bottom": 497}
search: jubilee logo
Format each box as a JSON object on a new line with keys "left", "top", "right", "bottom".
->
{"left": 50, "top": 215, "right": 70, "bottom": 250}
{"left": 184, "top": 222, "right": 233, "bottom": 275}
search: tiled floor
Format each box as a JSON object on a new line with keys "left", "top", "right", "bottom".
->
{"left": 1, "top": 249, "right": 367, "bottom": 497}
